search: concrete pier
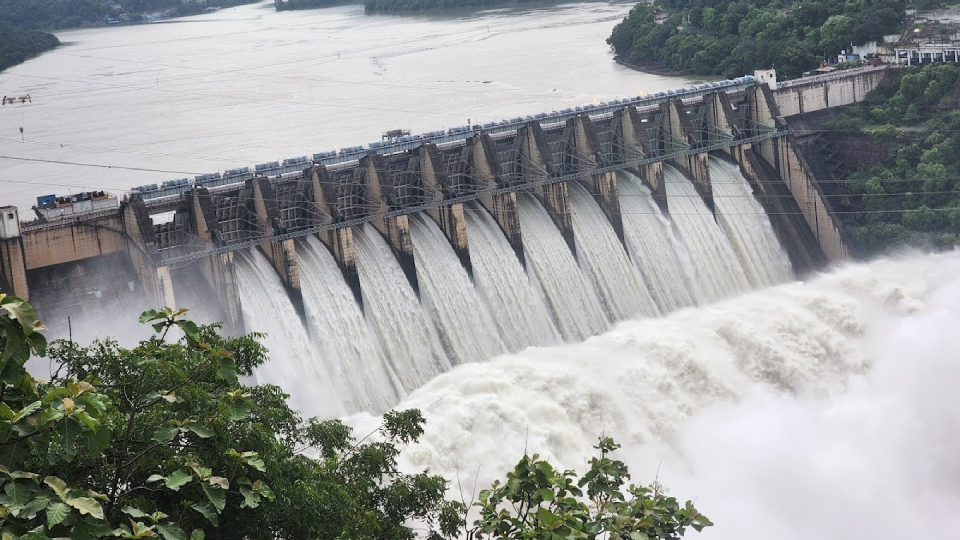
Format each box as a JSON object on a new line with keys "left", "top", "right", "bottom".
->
{"left": 472, "top": 134, "right": 525, "bottom": 266}
{"left": 662, "top": 99, "right": 714, "bottom": 214}
{"left": 361, "top": 155, "right": 419, "bottom": 293}
{"left": 305, "top": 166, "right": 362, "bottom": 307}
{"left": 568, "top": 116, "right": 626, "bottom": 250}
{"left": 250, "top": 178, "right": 301, "bottom": 308}
{"left": 420, "top": 144, "right": 472, "bottom": 278}
{"left": 519, "top": 123, "right": 577, "bottom": 259}
{"left": 184, "top": 188, "right": 244, "bottom": 333}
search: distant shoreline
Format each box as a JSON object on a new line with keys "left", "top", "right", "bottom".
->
{"left": 613, "top": 55, "right": 694, "bottom": 77}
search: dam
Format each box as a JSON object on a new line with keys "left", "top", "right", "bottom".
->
{"left": 0, "top": 67, "right": 891, "bottom": 414}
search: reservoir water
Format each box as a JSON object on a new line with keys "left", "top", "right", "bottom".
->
{"left": 0, "top": 0, "right": 698, "bottom": 211}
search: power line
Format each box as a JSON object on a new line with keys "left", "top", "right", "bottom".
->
{"left": 0, "top": 155, "right": 203, "bottom": 175}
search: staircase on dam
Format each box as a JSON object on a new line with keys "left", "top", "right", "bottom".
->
{"left": 0, "top": 67, "right": 893, "bottom": 335}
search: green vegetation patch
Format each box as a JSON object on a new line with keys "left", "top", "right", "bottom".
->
{"left": 826, "top": 65, "right": 960, "bottom": 256}
{"left": 608, "top": 0, "right": 904, "bottom": 78}
{"left": 364, "top": 0, "right": 538, "bottom": 12}
{"left": 0, "top": 24, "right": 59, "bottom": 73}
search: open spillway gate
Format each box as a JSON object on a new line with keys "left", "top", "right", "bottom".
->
{"left": 0, "top": 68, "right": 892, "bottom": 334}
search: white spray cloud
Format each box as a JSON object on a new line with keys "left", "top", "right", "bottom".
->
{"left": 349, "top": 251, "right": 960, "bottom": 540}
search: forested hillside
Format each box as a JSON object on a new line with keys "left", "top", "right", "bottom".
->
{"left": 276, "top": 0, "right": 348, "bottom": 11}
{"left": 0, "top": 24, "right": 59, "bottom": 73}
{"left": 826, "top": 65, "right": 960, "bottom": 255}
{"left": 364, "top": 0, "right": 535, "bottom": 11}
{"left": 607, "top": 0, "right": 904, "bottom": 78}
{"left": 0, "top": 0, "right": 257, "bottom": 30}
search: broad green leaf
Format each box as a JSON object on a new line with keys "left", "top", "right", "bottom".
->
{"left": 200, "top": 483, "right": 225, "bottom": 513}
{"left": 60, "top": 418, "right": 83, "bottom": 463}
{"left": 224, "top": 398, "right": 252, "bottom": 421}
{"left": 43, "top": 477, "right": 68, "bottom": 501}
{"left": 254, "top": 480, "right": 275, "bottom": 501}
{"left": 243, "top": 455, "right": 266, "bottom": 473}
{"left": 152, "top": 426, "right": 179, "bottom": 444}
{"left": 146, "top": 475, "right": 164, "bottom": 484}
{"left": 122, "top": 506, "right": 149, "bottom": 518}
{"left": 87, "top": 489, "right": 109, "bottom": 502}
{"left": 163, "top": 470, "right": 191, "bottom": 491}
{"left": 238, "top": 486, "right": 259, "bottom": 509}
{"left": 66, "top": 496, "right": 105, "bottom": 520}
{"left": 214, "top": 357, "right": 238, "bottom": 385}
{"left": 37, "top": 407, "right": 64, "bottom": 427}
{"left": 138, "top": 309, "right": 163, "bottom": 324}
{"left": 11, "top": 400, "right": 41, "bottom": 424}
{"left": 188, "top": 530, "right": 205, "bottom": 540}
{"left": 9, "top": 471, "right": 38, "bottom": 480}
{"left": 184, "top": 424, "right": 213, "bottom": 439}
{"left": 538, "top": 488, "right": 555, "bottom": 502}
{"left": 4, "top": 298, "right": 38, "bottom": 335}
{"left": 41, "top": 387, "right": 71, "bottom": 406}
{"left": 72, "top": 410, "right": 100, "bottom": 432}
{"left": 25, "top": 332, "right": 47, "bottom": 357}
{"left": 87, "top": 427, "right": 112, "bottom": 458}
{"left": 46, "top": 501, "right": 70, "bottom": 529}
{"left": 191, "top": 502, "right": 218, "bottom": 527}
{"left": 156, "top": 521, "right": 186, "bottom": 540}
{"left": 2, "top": 326, "right": 24, "bottom": 363}
{"left": 19, "top": 495, "right": 51, "bottom": 519}
{"left": 177, "top": 320, "right": 201, "bottom": 345}
{"left": 129, "top": 520, "right": 158, "bottom": 538}
{"left": 5, "top": 481, "right": 32, "bottom": 505}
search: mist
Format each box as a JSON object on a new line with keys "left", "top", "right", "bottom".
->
{"left": 348, "top": 250, "right": 960, "bottom": 539}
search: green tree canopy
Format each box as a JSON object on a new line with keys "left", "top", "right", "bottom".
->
{"left": 608, "top": 0, "right": 905, "bottom": 78}
{"left": 0, "top": 301, "right": 462, "bottom": 540}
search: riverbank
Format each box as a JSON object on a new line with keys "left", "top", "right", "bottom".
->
{"left": 613, "top": 55, "right": 693, "bottom": 76}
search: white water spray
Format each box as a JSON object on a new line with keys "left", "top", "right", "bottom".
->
{"left": 353, "top": 224, "right": 451, "bottom": 395}
{"left": 464, "top": 204, "right": 561, "bottom": 351}
{"left": 709, "top": 158, "right": 793, "bottom": 287}
{"left": 569, "top": 181, "right": 659, "bottom": 321}
{"left": 235, "top": 249, "right": 345, "bottom": 418}
{"left": 665, "top": 165, "right": 751, "bottom": 302}
{"left": 354, "top": 251, "right": 960, "bottom": 540}
{"left": 617, "top": 171, "right": 700, "bottom": 311}
{"left": 298, "top": 236, "right": 401, "bottom": 413}
{"left": 409, "top": 214, "right": 506, "bottom": 365}
{"left": 517, "top": 193, "right": 609, "bottom": 341}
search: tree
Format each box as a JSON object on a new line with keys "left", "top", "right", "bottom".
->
{"left": 467, "top": 437, "right": 712, "bottom": 540}
{"left": 819, "top": 14, "right": 854, "bottom": 56}
{"left": 0, "top": 299, "right": 463, "bottom": 540}
{"left": 1, "top": 301, "right": 274, "bottom": 539}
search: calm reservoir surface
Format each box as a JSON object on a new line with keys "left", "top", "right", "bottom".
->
{"left": 0, "top": 0, "right": 699, "bottom": 210}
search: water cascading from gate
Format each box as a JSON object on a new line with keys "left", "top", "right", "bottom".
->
{"left": 234, "top": 161, "right": 795, "bottom": 415}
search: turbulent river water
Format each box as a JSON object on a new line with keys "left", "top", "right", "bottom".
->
{"left": 0, "top": 0, "right": 698, "bottom": 211}
{"left": 351, "top": 250, "right": 960, "bottom": 540}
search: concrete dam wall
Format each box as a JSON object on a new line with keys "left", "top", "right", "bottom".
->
{"left": 0, "top": 68, "right": 894, "bottom": 339}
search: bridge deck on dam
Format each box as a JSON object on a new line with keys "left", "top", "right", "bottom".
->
{"left": 0, "top": 66, "right": 893, "bottom": 329}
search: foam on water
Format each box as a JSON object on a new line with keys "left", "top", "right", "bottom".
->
{"left": 349, "top": 252, "right": 960, "bottom": 540}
